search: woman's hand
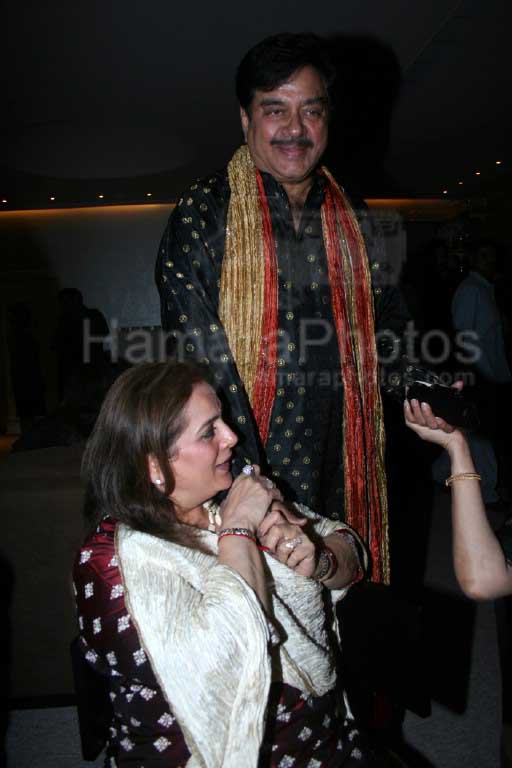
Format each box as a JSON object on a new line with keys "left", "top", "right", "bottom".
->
{"left": 219, "top": 465, "right": 282, "bottom": 533}
{"left": 258, "top": 520, "right": 317, "bottom": 578}
{"left": 404, "top": 397, "right": 464, "bottom": 451}
{"left": 216, "top": 466, "right": 279, "bottom": 614}
{"left": 257, "top": 501, "right": 308, "bottom": 537}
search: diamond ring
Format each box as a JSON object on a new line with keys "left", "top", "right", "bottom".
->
{"left": 242, "top": 464, "right": 255, "bottom": 476}
{"left": 283, "top": 536, "right": 303, "bottom": 551}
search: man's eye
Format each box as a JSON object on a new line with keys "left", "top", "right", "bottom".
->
{"left": 265, "top": 109, "right": 284, "bottom": 116}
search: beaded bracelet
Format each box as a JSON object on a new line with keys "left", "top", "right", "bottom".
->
{"left": 217, "top": 527, "right": 257, "bottom": 545}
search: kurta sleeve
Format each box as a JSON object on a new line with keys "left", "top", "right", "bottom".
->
{"left": 155, "top": 181, "right": 265, "bottom": 473}
{"left": 118, "top": 526, "right": 272, "bottom": 768}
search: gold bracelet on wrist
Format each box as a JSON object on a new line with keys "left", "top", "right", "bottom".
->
{"left": 445, "top": 472, "right": 481, "bottom": 487}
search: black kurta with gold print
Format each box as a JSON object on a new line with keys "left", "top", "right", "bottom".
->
{"left": 156, "top": 169, "right": 408, "bottom": 521}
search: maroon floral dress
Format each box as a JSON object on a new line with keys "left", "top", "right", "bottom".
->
{"left": 74, "top": 517, "right": 376, "bottom": 766}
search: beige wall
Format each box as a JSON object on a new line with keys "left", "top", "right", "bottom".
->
{"left": 0, "top": 203, "right": 173, "bottom": 420}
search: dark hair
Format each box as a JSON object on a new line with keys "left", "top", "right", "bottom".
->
{"left": 82, "top": 360, "right": 207, "bottom": 543}
{"left": 58, "top": 287, "right": 83, "bottom": 303}
{"left": 236, "top": 33, "right": 336, "bottom": 112}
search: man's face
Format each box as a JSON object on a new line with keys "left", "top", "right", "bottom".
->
{"left": 240, "top": 65, "right": 329, "bottom": 187}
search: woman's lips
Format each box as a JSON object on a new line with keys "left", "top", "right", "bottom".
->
{"left": 216, "top": 456, "right": 232, "bottom": 471}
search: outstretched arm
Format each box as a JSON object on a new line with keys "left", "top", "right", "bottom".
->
{"left": 404, "top": 397, "right": 512, "bottom": 599}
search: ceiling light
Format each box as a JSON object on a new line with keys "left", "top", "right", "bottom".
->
{"left": 1, "top": 199, "right": 7, "bottom": 204}
{"left": 442, "top": 189, "right": 448, "bottom": 194}
{"left": 98, "top": 194, "right": 104, "bottom": 199}
{"left": 146, "top": 192, "right": 152, "bottom": 197}
{"left": 496, "top": 160, "right": 502, "bottom": 165}
{"left": 475, "top": 171, "right": 481, "bottom": 176}
{"left": 50, "top": 196, "right": 55, "bottom": 201}
{"left": 458, "top": 181, "right": 464, "bottom": 186}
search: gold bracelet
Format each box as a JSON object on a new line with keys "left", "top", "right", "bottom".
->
{"left": 445, "top": 472, "right": 481, "bottom": 487}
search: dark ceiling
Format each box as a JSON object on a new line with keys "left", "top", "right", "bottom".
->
{"left": 2, "top": 0, "right": 510, "bottom": 207}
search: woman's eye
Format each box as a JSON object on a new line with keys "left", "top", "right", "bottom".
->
{"left": 202, "top": 426, "right": 215, "bottom": 440}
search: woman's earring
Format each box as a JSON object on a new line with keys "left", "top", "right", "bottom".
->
{"left": 151, "top": 461, "right": 163, "bottom": 486}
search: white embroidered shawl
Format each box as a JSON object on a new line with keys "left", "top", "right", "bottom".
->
{"left": 117, "top": 507, "right": 364, "bottom": 768}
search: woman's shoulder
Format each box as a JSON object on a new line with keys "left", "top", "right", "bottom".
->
{"left": 73, "top": 515, "right": 121, "bottom": 602}
{"left": 75, "top": 516, "right": 118, "bottom": 570}
{"left": 117, "top": 524, "right": 217, "bottom": 591}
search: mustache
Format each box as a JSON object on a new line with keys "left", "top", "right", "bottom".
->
{"left": 271, "top": 138, "right": 314, "bottom": 148}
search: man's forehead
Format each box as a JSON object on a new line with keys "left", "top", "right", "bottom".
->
{"left": 251, "top": 66, "right": 328, "bottom": 104}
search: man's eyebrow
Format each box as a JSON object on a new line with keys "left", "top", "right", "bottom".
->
{"left": 259, "top": 98, "right": 286, "bottom": 107}
{"left": 303, "top": 96, "right": 329, "bottom": 106}
{"left": 258, "top": 96, "right": 328, "bottom": 108}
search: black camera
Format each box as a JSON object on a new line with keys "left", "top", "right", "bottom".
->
{"left": 384, "top": 364, "right": 478, "bottom": 429}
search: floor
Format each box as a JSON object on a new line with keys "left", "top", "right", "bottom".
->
{"left": 4, "top": 707, "right": 104, "bottom": 768}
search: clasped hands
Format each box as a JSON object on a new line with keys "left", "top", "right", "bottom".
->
{"left": 219, "top": 464, "right": 317, "bottom": 578}
{"left": 258, "top": 501, "right": 317, "bottom": 578}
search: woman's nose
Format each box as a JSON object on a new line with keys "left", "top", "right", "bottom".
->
{"left": 220, "top": 423, "right": 238, "bottom": 447}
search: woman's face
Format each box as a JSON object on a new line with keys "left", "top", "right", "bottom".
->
{"left": 168, "top": 381, "right": 238, "bottom": 513}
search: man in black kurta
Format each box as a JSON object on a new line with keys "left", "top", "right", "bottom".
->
{"left": 155, "top": 33, "right": 409, "bottom": 581}
{"left": 156, "top": 168, "right": 407, "bottom": 522}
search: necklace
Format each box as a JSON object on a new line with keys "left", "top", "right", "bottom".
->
{"left": 203, "top": 500, "right": 222, "bottom": 532}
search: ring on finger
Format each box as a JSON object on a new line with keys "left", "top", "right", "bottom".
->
{"left": 283, "top": 536, "right": 303, "bottom": 551}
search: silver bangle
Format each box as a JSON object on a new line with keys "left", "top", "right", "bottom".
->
{"left": 217, "top": 527, "right": 256, "bottom": 544}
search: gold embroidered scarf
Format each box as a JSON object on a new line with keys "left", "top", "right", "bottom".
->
{"left": 219, "top": 145, "right": 389, "bottom": 583}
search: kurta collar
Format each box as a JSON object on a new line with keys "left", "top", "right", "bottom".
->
{"left": 258, "top": 168, "right": 326, "bottom": 207}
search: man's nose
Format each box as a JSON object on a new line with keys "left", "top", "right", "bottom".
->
{"left": 286, "top": 110, "right": 305, "bottom": 136}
